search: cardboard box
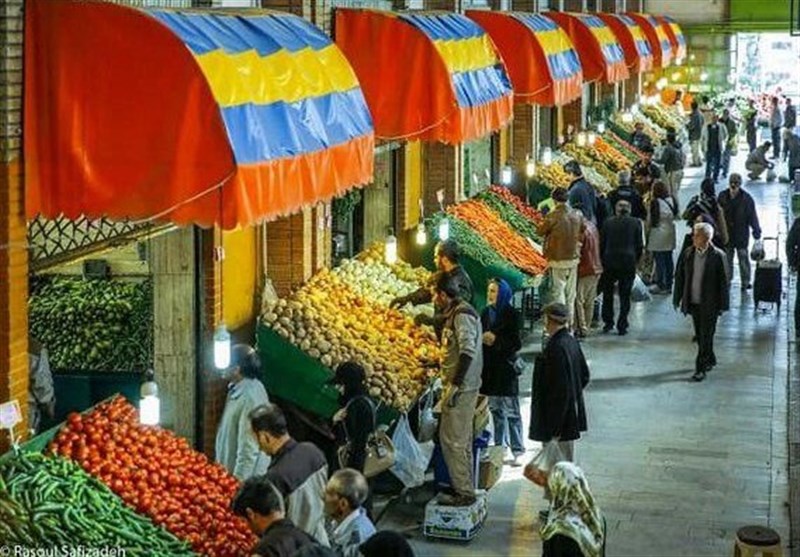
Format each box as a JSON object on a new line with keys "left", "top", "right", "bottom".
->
{"left": 478, "top": 447, "right": 505, "bottom": 490}
{"left": 423, "top": 490, "right": 488, "bottom": 541}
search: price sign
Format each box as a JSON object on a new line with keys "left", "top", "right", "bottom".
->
{"left": 0, "top": 400, "right": 22, "bottom": 429}
{"left": 436, "top": 189, "right": 445, "bottom": 204}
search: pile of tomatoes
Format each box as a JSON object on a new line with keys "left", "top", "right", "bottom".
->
{"left": 49, "top": 396, "right": 256, "bottom": 556}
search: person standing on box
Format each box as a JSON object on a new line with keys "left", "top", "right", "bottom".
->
{"left": 434, "top": 273, "right": 483, "bottom": 507}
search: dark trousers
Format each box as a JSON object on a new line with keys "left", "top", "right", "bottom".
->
{"left": 795, "top": 275, "right": 800, "bottom": 333}
{"left": 690, "top": 305, "right": 718, "bottom": 372}
{"left": 601, "top": 268, "right": 635, "bottom": 331}
{"left": 705, "top": 149, "right": 722, "bottom": 181}
{"left": 653, "top": 251, "right": 674, "bottom": 290}
{"left": 747, "top": 129, "right": 757, "bottom": 154}
{"left": 772, "top": 127, "right": 782, "bottom": 159}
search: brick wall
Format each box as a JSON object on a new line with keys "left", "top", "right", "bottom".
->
{"left": 510, "top": 0, "right": 537, "bottom": 11}
{"left": 423, "top": 143, "right": 461, "bottom": 216}
{"left": 512, "top": 105, "right": 537, "bottom": 173}
{"left": 265, "top": 208, "right": 313, "bottom": 297}
{"left": 0, "top": 0, "right": 28, "bottom": 451}
{"left": 562, "top": 0, "right": 584, "bottom": 11}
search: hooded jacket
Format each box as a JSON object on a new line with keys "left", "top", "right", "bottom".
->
{"left": 215, "top": 377, "right": 271, "bottom": 481}
{"left": 480, "top": 279, "right": 521, "bottom": 397}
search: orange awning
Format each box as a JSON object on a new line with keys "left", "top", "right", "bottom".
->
{"left": 334, "top": 9, "right": 513, "bottom": 144}
{"left": 626, "top": 12, "right": 673, "bottom": 69}
{"left": 657, "top": 15, "right": 687, "bottom": 64}
{"left": 595, "top": 13, "right": 654, "bottom": 74}
{"left": 545, "top": 12, "right": 629, "bottom": 84}
{"left": 467, "top": 11, "right": 583, "bottom": 107}
{"left": 25, "top": 1, "right": 375, "bottom": 229}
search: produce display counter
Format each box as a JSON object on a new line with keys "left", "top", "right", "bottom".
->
{"left": 50, "top": 370, "right": 142, "bottom": 426}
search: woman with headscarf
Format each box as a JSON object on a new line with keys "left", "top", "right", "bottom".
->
{"left": 480, "top": 278, "right": 524, "bottom": 465}
{"left": 647, "top": 181, "right": 679, "bottom": 294}
{"left": 541, "top": 462, "right": 605, "bottom": 557}
{"left": 331, "top": 362, "right": 373, "bottom": 474}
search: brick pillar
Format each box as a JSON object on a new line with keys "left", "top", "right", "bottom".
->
{"left": 266, "top": 208, "right": 313, "bottom": 296}
{"left": 0, "top": 0, "right": 28, "bottom": 450}
{"left": 627, "top": 0, "right": 640, "bottom": 11}
{"left": 423, "top": 143, "right": 461, "bottom": 215}
{"left": 261, "top": 0, "right": 310, "bottom": 18}
{"left": 312, "top": 203, "right": 332, "bottom": 272}
{"left": 562, "top": 0, "right": 584, "bottom": 11}
{"left": 510, "top": 0, "right": 536, "bottom": 10}
{"left": 200, "top": 228, "right": 224, "bottom": 456}
{"left": 600, "top": 0, "right": 616, "bottom": 11}
{"left": 424, "top": 0, "right": 459, "bottom": 11}
{"left": 562, "top": 98, "right": 582, "bottom": 138}
{"left": 512, "top": 105, "right": 537, "bottom": 173}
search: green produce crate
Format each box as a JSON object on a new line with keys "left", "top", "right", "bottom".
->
{"left": 256, "top": 323, "right": 398, "bottom": 425}
{"left": 47, "top": 371, "right": 141, "bottom": 428}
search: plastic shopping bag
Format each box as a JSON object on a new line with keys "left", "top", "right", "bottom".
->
{"left": 631, "top": 274, "right": 652, "bottom": 303}
{"left": 750, "top": 239, "right": 765, "bottom": 262}
{"left": 417, "top": 389, "right": 438, "bottom": 444}
{"left": 523, "top": 441, "right": 566, "bottom": 487}
{"left": 390, "top": 413, "right": 434, "bottom": 488}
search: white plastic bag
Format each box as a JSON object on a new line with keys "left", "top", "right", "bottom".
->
{"left": 523, "top": 441, "right": 566, "bottom": 487}
{"left": 750, "top": 239, "right": 765, "bottom": 262}
{"left": 390, "top": 413, "right": 434, "bottom": 488}
{"left": 767, "top": 169, "right": 778, "bottom": 182}
{"left": 631, "top": 274, "right": 652, "bottom": 303}
{"left": 417, "top": 390, "right": 438, "bottom": 444}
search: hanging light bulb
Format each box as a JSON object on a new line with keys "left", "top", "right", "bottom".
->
{"left": 415, "top": 223, "right": 427, "bottom": 246}
{"left": 656, "top": 77, "right": 668, "bottom": 90}
{"left": 622, "top": 111, "right": 634, "bottom": 124}
{"left": 689, "top": 53, "right": 696, "bottom": 62}
{"left": 587, "top": 131, "right": 597, "bottom": 146}
{"left": 576, "top": 132, "right": 588, "bottom": 148}
{"left": 597, "top": 121, "right": 606, "bottom": 134}
{"left": 700, "top": 71, "right": 709, "bottom": 82}
{"left": 671, "top": 71, "right": 682, "bottom": 82}
{"left": 384, "top": 230, "right": 398, "bottom": 265}
{"left": 438, "top": 218, "right": 450, "bottom": 241}
{"left": 500, "top": 164, "right": 513, "bottom": 186}
{"left": 541, "top": 147, "right": 553, "bottom": 167}
{"left": 214, "top": 324, "right": 231, "bottom": 369}
{"left": 139, "top": 370, "right": 160, "bottom": 426}
{"left": 525, "top": 155, "right": 536, "bottom": 178}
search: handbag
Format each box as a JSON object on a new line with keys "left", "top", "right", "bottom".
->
{"left": 337, "top": 397, "right": 396, "bottom": 478}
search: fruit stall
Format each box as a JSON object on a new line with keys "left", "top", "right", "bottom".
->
{"left": 1, "top": 396, "right": 254, "bottom": 557}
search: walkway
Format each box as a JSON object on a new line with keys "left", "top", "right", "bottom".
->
{"left": 380, "top": 158, "right": 792, "bottom": 556}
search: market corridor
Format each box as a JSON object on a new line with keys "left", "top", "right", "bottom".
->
{"left": 382, "top": 162, "right": 792, "bottom": 556}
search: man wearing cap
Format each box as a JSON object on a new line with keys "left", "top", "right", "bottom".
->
{"left": 536, "top": 187, "right": 584, "bottom": 330}
{"left": 433, "top": 273, "right": 483, "bottom": 506}
{"left": 630, "top": 122, "right": 652, "bottom": 152}
{"left": 600, "top": 200, "right": 644, "bottom": 336}
{"left": 565, "top": 161, "right": 597, "bottom": 225}
{"left": 529, "top": 302, "right": 590, "bottom": 465}
{"left": 215, "top": 344, "right": 271, "bottom": 481}
{"left": 607, "top": 170, "right": 646, "bottom": 221}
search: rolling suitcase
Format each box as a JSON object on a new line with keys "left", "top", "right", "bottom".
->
{"left": 753, "top": 236, "right": 782, "bottom": 309}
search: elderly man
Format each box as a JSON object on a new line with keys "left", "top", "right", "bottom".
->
{"left": 537, "top": 187, "right": 585, "bottom": 329}
{"left": 674, "top": 222, "right": 730, "bottom": 382}
{"left": 600, "top": 200, "right": 644, "bottom": 336}
{"left": 324, "top": 469, "right": 376, "bottom": 557}
{"left": 717, "top": 173, "right": 761, "bottom": 290}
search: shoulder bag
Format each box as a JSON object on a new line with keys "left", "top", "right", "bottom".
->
{"left": 337, "top": 396, "right": 396, "bottom": 478}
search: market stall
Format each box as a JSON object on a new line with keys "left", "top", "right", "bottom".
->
{"left": 657, "top": 15, "right": 687, "bottom": 65}
{"left": 595, "top": 13, "right": 654, "bottom": 75}
{"left": 625, "top": 12, "right": 674, "bottom": 69}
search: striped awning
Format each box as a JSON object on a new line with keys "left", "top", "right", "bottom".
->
{"left": 25, "top": 2, "right": 374, "bottom": 229}
{"left": 335, "top": 9, "right": 513, "bottom": 144}
{"left": 627, "top": 12, "right": 673, "bottom": 68}
{"left": 545, "top": 12, "right": 629, "bottom": 84}
{"left": 467, "top": 11, "right": 583, "bottom": 107}
{"left": 596, "top": 13, "right": 654, "bottom": 74}
{"left": 658, "top": 15, "right": 687, "bottom": 64}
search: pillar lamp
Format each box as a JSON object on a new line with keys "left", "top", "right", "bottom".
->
{"left": 500, "top": 163, "right": 513, "bottom": 186}
{"left": 384, "top": 229, "right": 398, "bottom": 265}
{"left": 139, "top": 370, "right": 160, "bottom": 426}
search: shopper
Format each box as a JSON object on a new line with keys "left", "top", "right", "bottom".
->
{"left": 720, "top": 108, "right": 738, "bottom": 179}
{"left": 541, "top": 462, "right": 605, "bottom": 557}
{"left": 699, "top": 95, "right": 714, "bottom": 124}
{"left": 536, "top": 187, "right": 584, "bottom": 329}
{"left": 687, "top": 101, "right": 705, "bottom": 167}
{"left": 250, "top": 403, "right": 330, "bottom": 545}
{"left": 28, "top": 337, "right": 55, "bottom": 434}
{"left": 647, "top": 181, "right": 678, "bottom": 294}
{"left": 608, "top": 170, "right": 646, "bottom": 221}
{"left": 480, "top": 278, "right": 524, "bottom": 464}
{"left": 600, "top": 200, "right": 643, "bottom": 336}
{"left": 657, "top": 130, "right": 685, "bottom": 203}
{"left": 786, "top": 217, "right": 800, "bottom": 336}
{"left": 359, "top": 531, "right": 415, "bottom": 557}
{"left": 673, "top": 222, "right": 730, "bottom": 382}
{"left": 717, "top": 173, "right": 761, "bottom": 290}
{"left": 231, "top": 476, "right": 318, "bottom": 557}
{"left": 630, "top": 122, "right": 652, "bottom": 152}
{"left": 745, "top": 99, "right": 758, "bottom": 155}
{"left": 215, "top": 344, "right": 271, "bottom": 481}
{"left": 390, "top": 240, "right": 473, "bottom": 336}
{"left": 434, "top": 273, "right": 483, "bottom": 506}
{"left": 786, "top": 97, "right": 798, "bottom": 162}
{"left": 529, "top": 302, "right": 589, "bottom": 464}
{"left": 701, "top": 112, "right": 728, "bottom": 183}
{"left": 324, "top": 469, "right": 376, "bottom": 557}
{"left": 575, "top": 206, "right": 603, "bottom": 338}
{"left": 683, "top": 178, "right": 729, "bottom": 249}
{"left": 745, "top": 141, "right": 774, "bottom": 181}
{"left": 631, "top": 145, "right": 661, "bottom": 197}
{"left": 785, "top": 130, "right": 800, "bottom": 183}
{"left": 770, "top": 96, "right": 783, "bottom": 159}
{"left": 330, "top": 362, "right": 373, "bottom": 473}
{"left": 565, "top": 161, "right": 597, "bottom": 225}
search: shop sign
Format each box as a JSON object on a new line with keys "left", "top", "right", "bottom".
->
{"left": 0, "top": 399, "right": 22, "bottom": 429}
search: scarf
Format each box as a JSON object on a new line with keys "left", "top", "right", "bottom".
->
{"left": 541, "top": 462, "right": 604, "bottom": 557}
{"left": 486, "top": 278, "right": 513, "bottom": 328}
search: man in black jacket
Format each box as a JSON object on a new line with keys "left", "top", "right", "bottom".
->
{"left": 607, "top": 170, "right": 646, "bottom": 221}
{"left": 565, "top": 161, "right": 597, "bottom": 225}
{"left": 529, "top": 302, "right": 589, "bottom": 465}
{"left": 631, "top": 145, "right": 661, "bottom": 197}
{"left": 674, "top": 222, "right": 730, "bottom": 382}
{"left": 717, "top": 173, "right": 761, "bottom": 290}
{"left": 786, "top": 217, "right": 800, "bottom": 335}
{"left": 600, "top": 200, "right": 644, "bottom": 336}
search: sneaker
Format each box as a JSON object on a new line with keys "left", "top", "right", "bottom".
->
{"left": 691, "top": 370, "right": 706, "bottom": 382}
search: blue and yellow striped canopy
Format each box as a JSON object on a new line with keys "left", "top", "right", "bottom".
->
{"left": 574, "top": 14, "right": 626, "bottom": 67}
{"left": 512, "top": 13, "right": 582, "bottom": 83}
{"left": 618, "top": 14, "right": 653, "bottom": 62}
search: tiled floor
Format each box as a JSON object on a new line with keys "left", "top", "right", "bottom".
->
{"left": 379, "top": 158, "right": 792, "bottom": 556}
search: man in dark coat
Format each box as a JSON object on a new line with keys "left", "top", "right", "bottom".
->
{"left": 565, "top": 160, "right": 597, "bottom": 225}
{"left": 786, "top": 217, "right": 800, "bottom": 336}
{"left": 600, "top": 200, "right": 644, "bottom": 336}
{"left": 717, "top": 173, "right": 761, "bottom": 290}
{"left": 529, "top": 302, "right": 589, "bottom": 464}
{"left": 673, "top": 222, "right": 730, "bottom": 382}
{"left": 631, "top": 145, "right": 661, "bottom": 197}
{"left": 607, "top": 170, "right": 646, "bottom": 221}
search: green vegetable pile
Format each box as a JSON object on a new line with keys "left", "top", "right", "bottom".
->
{"left": 476, "top": 191, "right": 542, "bottom": 242}
{"left": 0, "top": 451, "right": 194, "bottom": 555}
{"left": 29, "top": 276, "right": 153, "bottom": 373}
